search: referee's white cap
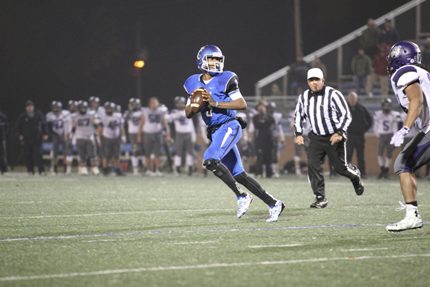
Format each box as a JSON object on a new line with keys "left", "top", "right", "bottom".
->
{"left": 307, "top": 68, "right": 324, "bottom": 80}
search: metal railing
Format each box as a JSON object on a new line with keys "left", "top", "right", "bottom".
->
{"left": 254, "top": 0, "right": 427, "bottom": 99}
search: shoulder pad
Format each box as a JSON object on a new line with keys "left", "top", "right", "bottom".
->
{"left": 392, "top": 65, "right": 418, "bottom": 88}
{"left": 183, "top": 74, "right": 202, "bottom": 95}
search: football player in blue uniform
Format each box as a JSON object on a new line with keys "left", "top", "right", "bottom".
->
{"left": 184, "top": 45, "right": 285, "bottom": 222}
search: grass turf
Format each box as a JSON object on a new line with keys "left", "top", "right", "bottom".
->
{"left": 0, "top": 173, "right": 429, "bottom": 287}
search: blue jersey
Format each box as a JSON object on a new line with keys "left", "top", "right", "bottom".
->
{"left": 183, "top": 71, "right": 242, "bottom": 127}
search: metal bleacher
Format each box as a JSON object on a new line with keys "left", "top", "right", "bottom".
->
{"left": 249, "top": 0, "right": 429, "bottom": 134}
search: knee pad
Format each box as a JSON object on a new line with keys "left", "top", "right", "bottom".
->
{"left": 203, "top": 159, "right": 227, "bottom": 177}
{"left": 203, "top": 159, "right": 220, "bottom": 172}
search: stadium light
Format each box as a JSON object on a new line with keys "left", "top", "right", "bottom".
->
{"left": 133, "top": 59, "right": 145, "bottom": 69}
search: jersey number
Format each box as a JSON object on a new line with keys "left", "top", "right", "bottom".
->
{"left": 206, "top": 109, "right": 213, "bottom": 118}
{"left": 383, "top": 120, "right": 390, "bottom": 132}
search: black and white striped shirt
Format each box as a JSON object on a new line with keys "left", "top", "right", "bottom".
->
{"left": 294, "top": 86, "right": 351, "bottom": 136}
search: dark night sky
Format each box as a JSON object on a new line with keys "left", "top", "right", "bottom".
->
{"left": 0, "top": 0, "right": 412, "bottom": 120}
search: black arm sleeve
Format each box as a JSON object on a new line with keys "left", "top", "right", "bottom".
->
{"left": 225, "top": 75, "right": 239, "bottom": 94}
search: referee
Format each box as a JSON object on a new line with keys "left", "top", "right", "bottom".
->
{"left": 294, "top": 68, "right": 364, "bottom": 208}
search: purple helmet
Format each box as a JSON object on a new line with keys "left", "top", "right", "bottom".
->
{"left": 387, "top": 40, "right": 422, "bottom": 74}
{"left": 196, "top": 44, "right": 225, "bottom": 75}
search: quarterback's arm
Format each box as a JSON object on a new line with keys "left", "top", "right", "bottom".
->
{"left": 206, "top": 97, "right": 247, "bottom": 110}
{"left": 403, "top": 82, "right": 423, "bottom": 129}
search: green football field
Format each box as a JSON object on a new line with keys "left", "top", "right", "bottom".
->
{"left": 0, "top": 173, "right": 429, "bottom": 287}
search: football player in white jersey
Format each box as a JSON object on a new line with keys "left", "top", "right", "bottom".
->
{"left": 46, "top": 101, "right": 70, "bottom": 174}
{"left": 72, "top": 101, "right": 100, "bottom": 175}
{"left": 124, "top": 98, "right": 144, "bottom": 175}
{"left": 137, "top": 97, "right": 171, "bottom": 176}
{"left": 64, "top": 100, "right": 78, "bottom": 174}
{"left": 98, "top": 102, "right": 125, "bottom": 176}
{"left": 373, "top": 98, "right": 402, "bottom": 179}
{"left": 267, "top": 102, "right": 285, "bottom": 178}
{"left": 168, "top": 96, "right": 196, "bottom": 176}
{"left": 386, "top": 41, "right": 430, "bottom": 231}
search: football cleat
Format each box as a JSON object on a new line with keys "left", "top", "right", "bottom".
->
{"left": 386, "top": 202, "right": 423, "bottom": 232}
{"left": 66, "top": 166, "right": 72, "bottom": 175}
{"left": 310, "top": 197, "right": 328, "bottom": 209}
{"left": 351, "top": 169, "right": 364, "bottom": 195}
{"left": 78, "top": 166, "right": 89, "bottom": 176}
{"left": 266, "top": 201, "right": 285, "bottom": 223}
{"left": 237, "top": 194, "right": 253, "bottom": 218}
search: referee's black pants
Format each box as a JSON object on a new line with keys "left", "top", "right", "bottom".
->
{"left": 307, "top": 133, "right": 360, "bottom": 199}
{"left": 346, "top": 133, "right": 366, "bottom": 176}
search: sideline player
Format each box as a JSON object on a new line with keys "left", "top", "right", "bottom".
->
{"left": 46, "top": 101, "right": 70, "bottom": 174}
{"left": 137, "top": 97, "right": 171, "bottom": 176}
{"left": 98, "top": 102, "right": 125, "bottom": 176}
{"left": 184, "top": 44, "right": 285, "bottom": 222}
{"left": 373, "top": 98, "right": 402, "bottom": 179}
{"left": 168, "top": 96, "right": 196, "bottom": 176}
{"left": 386, "top": 41, "right": 430, "bottom": 231}
{"left": 72, "top": 101, "right": 100, "bottom": 175}
{"left": 124, "top": 98, "right": 144, "bottom": 175}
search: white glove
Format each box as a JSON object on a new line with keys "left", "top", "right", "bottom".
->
{"left": 390, "top": 126, "right": 410, "bottom": 147}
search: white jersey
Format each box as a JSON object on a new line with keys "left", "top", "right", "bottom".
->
{"left": 288, "top": 110, "right": 311, "bottom": 136}
{"left": 100, "top": 113, "right": 123, "bottom": 139}
{"left": 125, "top": 109, "right": 143, "bottom": 134}
{"left": 373, "top": 110, "right": 402, "bottom": 135}
{"left": 142, "top": 107, "right": 166, "bottom": 134}
{"left": 65, "top": 111, "right": 75, "bottom": 134}
{"left": 272, "top": 111, "right": 284, "bottom": 140}
{"left": 90, "top": 106, "right": 106, "bottom": 118}
{"left": 390, "top": 64, "right": 430, "bottom": 133}
{"left": 46, "top": 110, "right": 70, "bottom": 136}
{"left": 73, "top": 112, "right": 98, "bottom": 140}
{"left": 168, "top": 109, "right": 194, "bottom": 134}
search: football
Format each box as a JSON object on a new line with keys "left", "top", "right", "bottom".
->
{"left": 190, "top": 88, "right": 207, "bottom": 111}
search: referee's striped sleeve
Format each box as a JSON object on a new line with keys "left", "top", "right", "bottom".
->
{"left": 294, "top": 93, "right": 305, "bottom": 135}
{"left": 331, "top": 91, "right": 351, "bottom": 132}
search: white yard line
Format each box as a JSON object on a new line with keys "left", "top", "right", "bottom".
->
{"left": 0, "top": 208, "right": 232, "bottom": 219}
{"left": 248, "top": 244, "right": 303, "bottom": 249}
{"left": 171, "top": 240, "right": 217, "bottom": 245}
{"left": 1, "top": 253, "right": 429, "bottom": 282}
{"left": 341, "top": 247, "right": 389, "bottom": 252}
{"left": 1, "top": 222, "right": 428, "bottom": 243}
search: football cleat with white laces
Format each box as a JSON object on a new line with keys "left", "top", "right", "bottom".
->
{"left": 386, "top": 202, "right": 423, "bottom": 232}
{"left": 266, "top": 201, "right": 285, "bottom": 223}
{"left": 237, "top": 194, "right": 253, "bottom": 218}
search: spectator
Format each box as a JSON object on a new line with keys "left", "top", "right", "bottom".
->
{"left": 351, "top": 48, "right": 373, "bottom": 96}
{"left": 371, "top": 44, "right": 390, "bottom": 95}
{"left": 288, "top": 57, "right": 310, "bottom": 95}
{"left": 359, "top": 18, "right": 380, "bottom": 58}
{"left": 310, "top": 56, "right": 327, "bottom": 79}
{"left": 379, "top": 19, "right": 399, "bottom": 46}
{"left": 253, "top": 102, "right": 275, "bottom": 178}
{"left": 421, "top": 37, "right": 430, "bottom": 66}
{"left": 270, "top": 84, "right": 282, "bottom": 96}
{"left": 346, "top": 92, "right": 373, "bottom": 177}
{"left": 16, "top": 100, "right": 48, "bottom": 175}
{"left": 0, "top": 107, "right": 8, "bottom": 174}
